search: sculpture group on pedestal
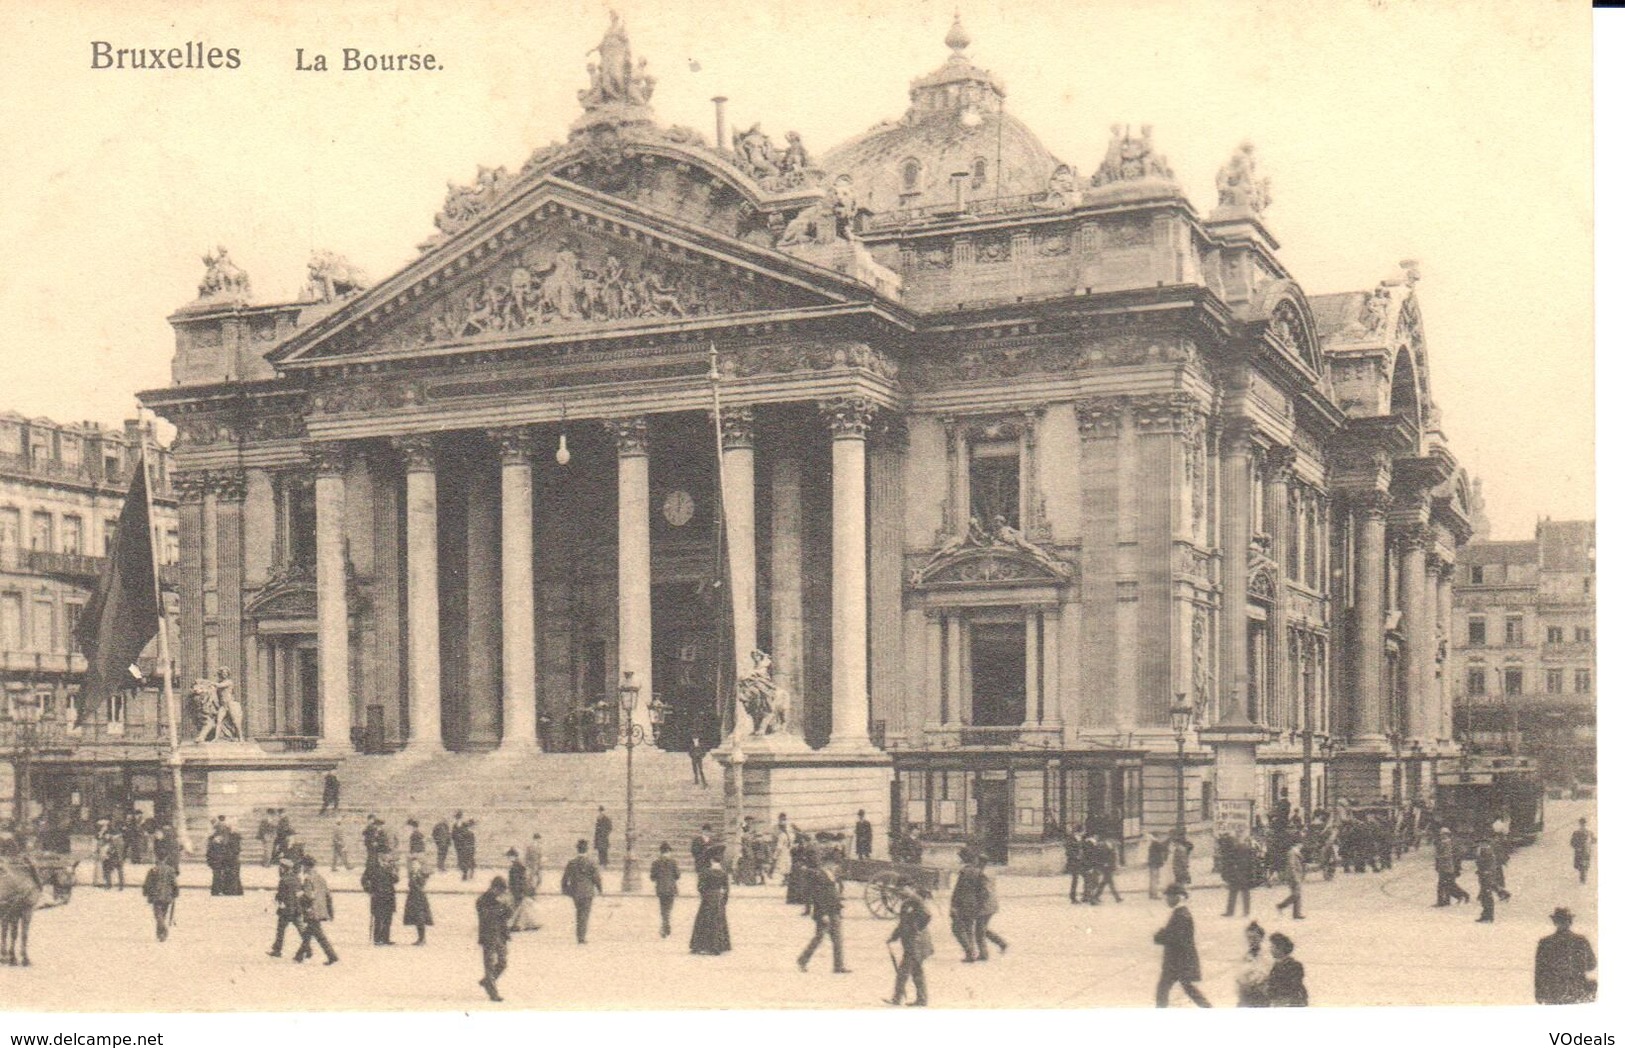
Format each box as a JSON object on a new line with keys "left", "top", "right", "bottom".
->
{"left": 735, "top": 649, "right": 789, "bottom": 737}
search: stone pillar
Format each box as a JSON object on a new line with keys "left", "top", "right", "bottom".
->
{"left": 1023, "top": 607, "right": 1041, "bottom": 728}
{"left": 396, "top": 436, "right": 442, "bottom": 752}
{"left": 924, "top": 609, "right": 944, "bottom": 729}
{"left": 868, "top": 420, "right": 907, "bottom": 743}
{"left": 465, "top": 454, "right": 502, "bottom": 749}
{"left": 175, "top": 474, "right": 206, "bottom": 687}
{"left": 821, "top": 397, "right": 877, "bottom": 749}
{"left": 719, "top": 408, "right": 758, "bottom": 684}
{"left": 770, "top": 454, "right": 806, "bottom": 738}
{"left": 1218, "top": 419, "right": 1255, "bottom": 722}
{"left": 1352, "top": 494, "right": 1390, "bottom": 740}
{"left": 1423, "top": 550, "right": 1442, "bottom": 747}
{"left": 201, "top": 480, "right": 219, "bottom": 675}
{"left": 1042, "top": 607, "right": 1061, "bottom": 726}
{"left": 1264, "top": 447, "right": 1295, "bottom": 729}
{"left": 1435, "top": 561, "right": 1455, "bottom": 745}
{"left": 311, "top": 444, "right": 351, "bottom": 749}
{"left": 214, "top": 471, "right": 247, "bottom": 727}
{"left": 492, "top": 428, "right": 537, "bottom": 752}
{"left": 609, "top": 418, "right": 654, "bottom": 736}
{"left": 1398, "top": 527, "right": 1429, "bottom": 741}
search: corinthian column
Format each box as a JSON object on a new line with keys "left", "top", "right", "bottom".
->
{"left": 1398, "top": 524, "right": 1430, "bottom": 742}
{"left": 1218, "top": 418, "right": 1256, "bottom": 724}
{"left": 492, "top": 427, "right": 536, "bottom": 752}
{"left": 608, "top": 417, "right": 653, "bottom": 736}
{"left": 396, "top": 435, "right": 442, "bottom": 752}
{"left": 1435, "top": 560, "right": 1455, "bottom": 745}
{"left": 1264, "top": 446, "right": 1296, "bottom": 729}
{"left": 821, "top": 396, "right": 877, "bottom": 750}
{"left": 311, "top": 444, "right": 351, "bottom": 750}
{"left": 1352, "top": 493, "right": 1391, "bottom": 741}
{"left": 719, "top": 407, "right": 758, "bottom": 687}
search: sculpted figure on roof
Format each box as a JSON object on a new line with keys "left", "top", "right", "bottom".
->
{"left": 1215, "top": 141, "right": 1272, "bottom": 213}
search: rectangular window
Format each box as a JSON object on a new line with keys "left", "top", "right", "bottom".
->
{"left": 1547, "top": 669, "right": 1564, "bottom": 694}
{"left": 107, "top": 691, "right": 126, "bottom": 734}
{"left": 30, "top": 511, "right": 52, "bottom": 551}
{"left": 1504, "top": 617, "right": 1524, "bottom": 646}
{"left": 59, "top": 436, "right": 81, "bottom": 469}
{"left": 1575, "top": 627, "right": 1592, "bottom": 643}
{"left": 1575, "top": 669, "right": 1592, "bottom": 694}
{"left": 1467, "top": 617, "right": 1486, "bottom": 646}
{"left": 1504, "top": 668, "right": 1524, "bottom": 696}
{"left": 1470, "top": 565, "right": 1484, "bottom": 585}
{"left": 61, "top": 515, "right": 83, "bottom": 555}
{"left": 283, "top": 478, "right": 318, "bottom": 567}
{"left": 105, "top": 453, "right": 121, "bottom": 479}
{"left": 65, "top": 603, "right": 82, "bottom": 654}
{"left": 32, "top": 600, "right": 54, "bottom": 652}
{"left": 968, "top": 440, "right": 1022, "bottom": 530}
{"left": 0, "top": 507, "right": 17, "bottom": 548}
{"left": 1547, "top": 626, "right": 1564, "bottom": 644}
{"left": 1467, "top": 668, "right": 1486, "bottom": 696}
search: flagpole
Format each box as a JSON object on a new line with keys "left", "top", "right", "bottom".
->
{"left": 138, "top": 410, "right": 191, "bottom": 856}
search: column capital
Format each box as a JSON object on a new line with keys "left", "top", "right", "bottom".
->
{"left": 1393, "top": 523, "right": 1430, "bottom": 555}
{"left": 1075, "top": 396, "right": 1125, "bottom": 440}
{"left": 1348, "top": 490, "right": 1392, "bottom": 521}
{"left": 820, "top": 396, "right": 878, "bottom": 439}
{"left": 604, "top": 416, "right": 649, "bottom": 456}
{"left": 391, "top": 435, "right": 438, "bottom": 473}
{"left": 208, "top": 468, "right": 248, "bottom": 502}
{"left": 1433, "top": 558, "right": 1455, "bottom": 581}
{"left": 869, "top": 411, "right": 910, "bottom": 453}
{"left": 174, "top": 471, "right": 210, "bottom": 504}
{"left": 1219, "top": 415, "right": 1257, "bottom": 453}
{"left": 488, "top": 426, "right": 535, "bottom": 463}
{"left": 1263, "top": 444, "right": 1298, "bottom": 483}
{"left": 717, "top": 406, "right": 755, "bottom": 451}
{"left": 1130, "top": 392, "right": 1208, "bottom": 435}
{"left": 1425, "top": 551, "right": 1446, "bottom": 577}
{"left": 306, "top": 442, "right": 350, "bottom": 478}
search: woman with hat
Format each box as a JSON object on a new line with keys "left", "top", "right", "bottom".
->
{"left": 1266, "top": 932, "right": 1308, "bottom": 1006}
{"left": 690, "top": 844, "right": 732, "bottom": 955}
{"left": 403, "top": 855, "right": 434, "bottom": 945}
{"left": 885, "top": 884, "right": 933, "bottom": 1006}
{"left": 507, "top": 847, "right": 542, "bottom": 932}
{"left": 1235, "top": 921, "right": 1272, "bottom": 1007}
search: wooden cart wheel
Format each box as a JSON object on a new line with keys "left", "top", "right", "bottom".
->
{"left": 865, "top": 874, "right": 901, "bottom": 919}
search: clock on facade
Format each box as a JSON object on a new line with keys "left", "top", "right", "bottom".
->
{"left": 662, "top": 489, "right": 696, "bottom": 527}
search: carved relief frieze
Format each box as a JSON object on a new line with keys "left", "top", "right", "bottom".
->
{"left": 311, "top": 380, "right": 428, "bottom": 416}
{"left": 717, "top": 342, "right": 899, "bottom": 382}
{"left": 913, "top": 334, "right": 1207, "bottom": 388}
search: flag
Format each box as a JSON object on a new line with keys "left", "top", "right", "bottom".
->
{"left": 75, "top": 452, "right": 160, "bottom": 715}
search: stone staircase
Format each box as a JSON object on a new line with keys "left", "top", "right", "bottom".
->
{"left": 234, "top": 749, "right": 725, "bottom": 870}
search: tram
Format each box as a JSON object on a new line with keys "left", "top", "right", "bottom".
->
{"left": 1434, "top": 755, "right": 1545, "bottom": 844}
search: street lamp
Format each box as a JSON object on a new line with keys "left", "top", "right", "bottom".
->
{"left": 6, "top": 692, "right": 46, "bottom": 839}
{"left": 1170, "top": 693, "right": 1194, "bottom": 841}
{"left": 609, "top": 672, "right": 667, "bottom": 894}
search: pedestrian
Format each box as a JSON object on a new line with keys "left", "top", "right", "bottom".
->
{"left": 593, "top": 807, "right": 612, "bottom": 868}
{"left": 1153, "top": 885, "right": 1211, "bottom": 1008}
{"left": 476, "top": 876, "right": 515, "bottom": 1003}
{"left": 560, "top": 839, "right": 603, "bottom": 944}
{"left": 1475, "top": 840, "right": 1506, "bottom": 923}
{"left": 363, "top": 853, "right": 399, "bottom": 945}
{"left": 407, "top": 819, "right": 425, "bottom": 859}
{"left": 975, "top": 854, "right": 1009, "bottom": 957}
{"left": 1266, "top": 932, "right": 1308, "bottom": 1006}
{"left": 432, "top": 816, "right": 452, "bottom": 872}
{"left": 1570, "top": 818, "right": 1594, "bottom": 884}
{"left": 1220, "top": 834, "right": 1253, "bottom": 918}
{"left": 1066, "top": 825, "right": 1087, "bottom": 903}
{"left": 124, "top": 811, "right": 147, "bottom": 865}
{"left": 1535, "top": 907, "right": 1597, "bottom": 1005}
{"left": 257, "top": 809, "right": 276, "bottom": 866}
{"left": 320, "top": 770, "right": 341, "bottom": 815}
{"left": 769, "top": 812, "right": 792, "bottom": 880}
{"left": 272, "top": 809, "right": 293, "bottom": 866}
{"left": 1147, "top": 831, "right": 1168, "bottom": 900}
{"left": 508, "top": 848, "right": 542, "bottom": 932}
{"left": 524, "top": 833, "right": 545, "bottom": 894}
{"left": 885, "top": 885, "right": 933, "bottom": 1007}
{"left": 1276, "top": 840, "right": 1305, "bottom": 919}
{"left": 1433, "top": 829, "right": 1471, "bottom": 906}
{"left": 220, "top": 820, "right": 244, "bottom": 895}
{"left": 949, "top": 847, "right": 984, "bottom": 962}
{"left": 331, "top": 818, "right": 352, "bottom": 871}
{"left": 266, "top": 856, "right": 302, "bottom": 958}
{"left": 207, "top": 818, "right": 231, "bottom": 896}
{"left": 1171, "top": 835, "right": 1193, "bottom": 889}
{"left": 650, "top": 841, "right": 681, "bottom": 938}
{"left": 854, "top": 810, "right": 873, "bottom": 860}
{"left": 404, "top": 856, "right": 434, "bottom": 945}
{"left": 454, "top": 816, "right": 478, "bottom": 881}
{"left": 1235, "top": 921, "right": 1271, "bottom": 1007}
{"left": 1090, "top": 837, "right": 1122, "bottom": 903}
{"left": 796, "top": 858, "right": 851, "bottom": 973}
{"left": 690, "top": 823, "right": 713, "bottom": 874}
{"left": 690, "top": 845, "right": 732, "bottom": 955}
{"left": 292, "top": 857, "right": 339, "bottom": 965}
{"left": 97, "top": 822, "right": 126, "bottom": 890}
{"left": 140, "top": 857, "right": 178, "bottom": 943}
{"left": 689, "top": 735, "right": 709, "bottom": 786}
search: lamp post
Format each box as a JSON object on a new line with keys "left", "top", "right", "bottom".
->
{"left": 6, "top": 692, "right": 45, "bottom": 835}
{"left": 608, "top": 672, "right": 666, "bottom": 894}
{"left": 1170, "top": 693, "right": 1194, "bottom": 840}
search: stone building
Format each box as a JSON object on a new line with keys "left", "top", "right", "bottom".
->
{"left": 1453, "top": 519, "right": 1595, "bottom": 787}
{"left": 139, "top": 17, "right": 1475, "bottom": 864}
{"left": 0, "top": 413, "right": 179, "bottom": 827}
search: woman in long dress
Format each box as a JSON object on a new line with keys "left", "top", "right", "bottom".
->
{"left": 403, "top": 857, "right": 434, "bottom": 945}
{"left": 1235, "top": 921, "right": 1272, "bottom": 1007}
{"left": 689, "top": 850, "right": 732, "bottom": 955}
{"left": 508, "top": 849, "right": 543, "bottom": 932}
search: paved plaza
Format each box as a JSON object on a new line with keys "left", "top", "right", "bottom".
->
{"left": 1, "top": 800, "right": 1596, "bottom": 1012}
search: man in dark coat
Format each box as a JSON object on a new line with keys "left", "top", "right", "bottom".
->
{"left": 593, "top": 807, "right": 613, "bottom": 867}
{"left": 477, "top": 876, "right": 515, "bottom": 1002}
{"left": 854, "top": 810, "right": 873, "bottom": 860}
{"left": 362, "top": 854, "right": 399, "bottom": 945}
{"left": 141, "top": 858, "right": 178, "bottom": 942}
{"left": 271, "top": 809, "right": 293, "bottom": 866}
{"left": 1220, "top": 835, "right": 1254, "bottom": 917}
{"left": 688, "top": 736, "right": 709, "bottom": 786}
{"left": 1570, "top": 818, "right": 1593, "bottom": 884}
{"left": 691, "top": 824, "right": 713, "bottom": 873}
{"left": 886, "top": 885, "right": 933, "bottom": 1006}
{"left": 1146, "top": 832, "right": 1169, "bottom": 900}
{"left": 795, "top": 859, "right": 850, "bottom": 973}
{"left": 1535, "top": 908, "right": 1597, "bottom": 1004}
{"left": 1089, "top": 836, "right": 1122, "bottom": 903}
{"left": 1153, "top": 885, "right": 1211, "bottom": 1007}
{"left": 949, "top": 848, "right": 987, "bottom": 961}
{"left": 561, "top": 839, "right": 603, "bottom": 944}
{"left": 1266, "top": 932, "right": 1308, "bottom": 1006}
{"left": 266, "top": 857, "right": 303, "bottom": 957}
{"left": 1475, "top": 839, "right": 1506, "bottom": 923}
{"left": 1434, "top": 829, "right": 1471, "bottom": 906}
{"left": 292, "top": 856, "right": 339, "bottom": 964}
{"left": 650, "top": 841, "right": 681, "bottom": 938}
{"left": 207, "top": 819, "right": 232, "bottom": 896}
{"left": 453, "top": 817, "right": 478, "bottom": 881}
{"left": 320, "top": 771, "right": 341, "bottom": 815}
{"left": 432, "top": 817, "right": 453, "bottom": 872}
{"left": 407, "top": 819, "right": 426, "bottom": 859}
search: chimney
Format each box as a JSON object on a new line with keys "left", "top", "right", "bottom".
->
{"left": 712, "top": 97, "right": 728, "bottom": 151}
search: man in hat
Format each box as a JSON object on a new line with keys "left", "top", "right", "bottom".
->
{"left": 362, "top": 852, "right": 399, "bottom": 945}
{"left": 796, "top": 856, "right": 851, "bottom": 973}
{"left": 1535, "top": 907, "right": 1596, "bottom": 1004}
{"left": 948, "top": 847, "right": 987, "bottom": 962}
{"left": 320, "top": 770, "right": 341, "bottom": 815}
{"left": 1146, "top": 831, "right": 1169, "bottom": 900}
{"left": 885, "top": 884, "right": 932, "bottom": 1006}
{"left": 271, "top": 808, "right": 293, "bottom": 866}
{"left": 141, "top": 855, "right": 179, "bottom": 942}
{"left": 854, "top": 810, "right": 873, "bottom": 860}
{"left": 1474, "top": 838, "right": 1506, "bottom": 923}
{"left": 524, "top": 832, "right": 546, "bottom": 895}
{"left": 432, "top": 815, "right": 453, "bottom": 872}
{"left": 1153, "top": 885, "right": 1211, "bottom": 1007}
{"left": 476, "top": 876, "right": 515, "bottom": 1002}
{"left": 453, "top": 815, "right": 478, "bottom": 881}
{"left": 1434, "top": 829, "right": 1470, "bottom": 906}
{"left": 561, "top": 839, "right": 603, "bottom": 944}
{"left": 1570, "top": 818, "right": 1594, "bottom": 884}
{"left": 593, "top": 807, "right": 613, "bottom": 868}
{"left": 331, "top": 817, "right": 352, "bottom": 872}
{"left": 292, "top": 856, "right": 339, "bottom": 965}
{"left": 267, "top": 855, "right": 303, "bottom": 957}
{"left": 650, "top": 841, "right": 681, "bottom": 938}
{"left": 407, "top": 819, "right": 426, "bottom": 859}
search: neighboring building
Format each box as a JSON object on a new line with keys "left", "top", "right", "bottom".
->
{"left": 1454, "top": 519, "right": 1595, "bottom": 786}
{"left": 139, "top": 15, "right": 1476, "bottom": 864}
{"left": 0, "top": 414, "right": 179, "bottom": 828}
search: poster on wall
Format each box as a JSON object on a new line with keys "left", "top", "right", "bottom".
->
{"left": 1213, "top": 797, "right": 1254, "bottom": 840}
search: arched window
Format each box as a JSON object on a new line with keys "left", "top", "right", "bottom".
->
{"left": 902, "top": 158, "right": 921, "bottom": 192}
{"left": 971, "top": 157, "right": 988, "bottom": 189}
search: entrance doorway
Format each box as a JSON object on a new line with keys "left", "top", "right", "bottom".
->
{"left": 973, "top": 777, "right": 1010, "bottom": 863}
{"left": 970, "top": 623, "right": 1025, "bottom": 727}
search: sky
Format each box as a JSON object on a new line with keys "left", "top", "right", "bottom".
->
{"left": 0, "top": 0, "right": 1593, "bottom": 540}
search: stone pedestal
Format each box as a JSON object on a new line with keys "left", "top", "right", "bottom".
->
{"left": 1199, "top": 722, "right": 1271, "bottom": 838}
{"left": 718, "top": 747, "right": 891, "bottom": 842}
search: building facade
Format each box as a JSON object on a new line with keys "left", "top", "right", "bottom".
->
{"left": 1453, "top": 519, "right": 1595, "bottom": 787}
{"left": 0, "top": 414, "right": 179, "bottom": 828}
{"left": 140, "top": 17, "right": 1475, "bottom": 863}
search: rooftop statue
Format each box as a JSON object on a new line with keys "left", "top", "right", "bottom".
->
{"left": 1215, "top": 141, "right": 1272, "bottom": 214}
{"left": 579, "top": 11, "right": 655, "bottom": 109}
{"left": 1089, "top": 124, "right": 1174, "bottom": 188}
{"left": 197, "top": 245, "right": 250, "bottom": 302}
{"left": 302, "top": 250, "right": 368, "bottom": 303}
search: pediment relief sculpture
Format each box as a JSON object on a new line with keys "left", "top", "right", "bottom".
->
{"left": 245, "top": 561, "right": 317, "bottom": 620}
{"left": 911, "top": 515, "right": 1073, "bottom": 587}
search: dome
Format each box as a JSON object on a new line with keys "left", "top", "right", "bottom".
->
{"left": 819, "top": 17, "right": 1063, "bottom": 216}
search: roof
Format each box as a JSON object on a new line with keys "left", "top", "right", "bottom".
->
{"left": 1458, "top": 541, "right": 1537, "bottom": 568}
{"left": 1538, "top": 520, "right": 1595, "bottom": 572}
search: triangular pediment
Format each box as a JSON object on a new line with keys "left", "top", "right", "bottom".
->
{"left": 271, "top": 179, "right": 894, "bottom": 367}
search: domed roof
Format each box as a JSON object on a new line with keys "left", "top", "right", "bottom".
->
{"left": 819, "top": 17, "right": 1063, "bottom": 216}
